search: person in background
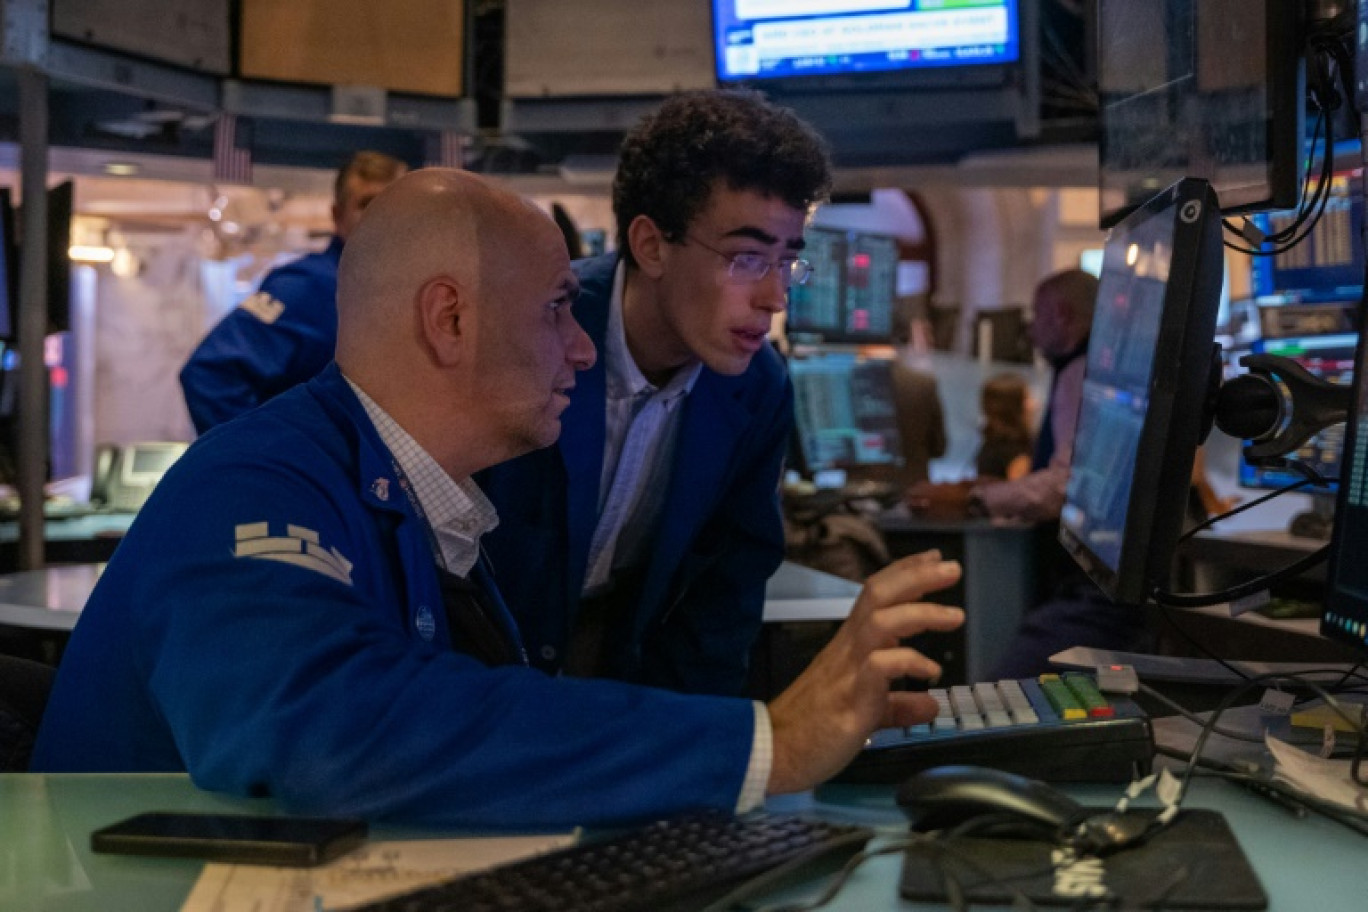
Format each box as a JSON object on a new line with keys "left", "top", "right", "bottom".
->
{"left": 31, "top": 169, "right": 965, "bottom": 829}
{"left": 179, "top": 150, "right": 407, "bottom": 435}
{"left": 975, "top": 372, "right": 1034, "bottom": 482}
{"left": 891, "top": 359, "right": 948, "bottom": 488}
{"left": 906, "top": 269, "right": 1097, "bottom": 522}
{"left": 476, "top": 90, "right": 832, "bottom": 697}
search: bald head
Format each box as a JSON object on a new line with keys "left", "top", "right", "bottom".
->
{"left": 332, "top": 168, "right": 593, "bottom": 479}
{"left": 1030, "top": 268, "right": 1098, "bottom": 360}
{"left": 336, "top": 169, "right": 549, "bottom": 366}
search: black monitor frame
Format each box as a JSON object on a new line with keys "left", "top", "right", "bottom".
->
{"left": 1320, "top": 311, "right": 1368, "bottom": 656}
{"left": 1097, "top": 0, "right": 1304, "bottom": 229}
{"left": 1059, "top": 178, "right": 1225, "bottom": 604}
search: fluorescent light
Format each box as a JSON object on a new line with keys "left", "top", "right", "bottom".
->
{"left": 69, "top": 245, "right": 116, "bottom": 263}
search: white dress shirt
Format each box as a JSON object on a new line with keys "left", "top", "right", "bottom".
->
{"left": 347, "top": 378, "right": 498, "bottom": 576}
{"left": 582, "top": 262, "right": 702, "bottom": 597}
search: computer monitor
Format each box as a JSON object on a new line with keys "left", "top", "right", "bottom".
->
{"left": 1321, "top": 322, "right": 1368, "bottom": 656}
{"left": 1249, "top": 172, "right": 1365, "bottom": 305}
{"left": 711, "top": 0, "right": 1021, "bottom": 84}
{"left": 788, "top": 228, "right": 899, "bottom": 344}
{"left": 1235, "top": 333, "right": 1355, "bottom": 492}
{"left": 789, "top": 349, "right": 902, "bottom": 482}
{"left": 1097, "top": 0, "right": 1303, "bottom": 228}
{"left": 1059, "top": 178, "right": 1225, "bottom": 604}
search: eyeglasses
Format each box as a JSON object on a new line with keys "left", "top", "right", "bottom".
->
{"left": 685, "top": 235, "right": 813, "bottom": 288}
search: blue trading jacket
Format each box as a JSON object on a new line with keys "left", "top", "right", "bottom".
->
{"left": 179, "top": 238, "right": 343, "bottom": 435}
{"left": 477, "top": 254, "right": 793, "bottom": 697}
{"left": 31, "top": 365, "right": 757, "bottom": 829}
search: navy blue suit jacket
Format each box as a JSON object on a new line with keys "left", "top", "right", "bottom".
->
{"left": 477, "top": 254, "right": 794, "bottom": 696}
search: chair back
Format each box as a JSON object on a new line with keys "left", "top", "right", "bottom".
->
{"left": 0, "top": 654, "right": 56, "bottom": 771}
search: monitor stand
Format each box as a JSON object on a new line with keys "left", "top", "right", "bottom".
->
{"left": 1287, "top": 495, "right": 1335, "bottom": 541}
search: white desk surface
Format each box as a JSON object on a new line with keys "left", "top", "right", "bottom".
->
{"left": 761, "top": 560, "right": 861, "bottom": 622}
{"left": 0, "top": 563, "right": 104, "bottom": 632}
{"left": 0, "top": 561, "right": 859, "bottom": 633}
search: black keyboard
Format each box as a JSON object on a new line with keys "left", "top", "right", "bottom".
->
{"left": 830, "top": 674, "right": 1154, "bottom": 785}
{"left": 353, "top": 811, "right": 873, "bottom": 912}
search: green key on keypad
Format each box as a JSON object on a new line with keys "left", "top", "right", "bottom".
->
{"left": 1038, "top": 674, "right": 1087, "bottom": 720}
{"left": 1063, "top": 673, "right": 1115, "bottom": 718}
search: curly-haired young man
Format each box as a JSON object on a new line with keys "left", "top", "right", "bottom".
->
{"left": 478, "top": 90, "right": 832, "bottom": 698}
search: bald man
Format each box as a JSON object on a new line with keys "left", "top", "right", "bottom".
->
{"left": 907, "top": 269, "right": 1098, "bottom": 523}
{"left": 32, "top": 170, "right": 964, "bottom": 829}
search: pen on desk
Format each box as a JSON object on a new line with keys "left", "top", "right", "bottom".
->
{"left": 1240, "top": 778, "right": 1307, "bottom": 818}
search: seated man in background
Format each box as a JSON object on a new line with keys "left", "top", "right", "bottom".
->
{"left": 477, "top": 90, "right": 832, "bottom": 697}
{"left": 32, "top": 169, "right": 965, "bottom": 830}
{"left": 906, "top": 268, "right": 1097, "bottom": 523}
{"left": 179, "top": 150, "right": 407, "bottom": 435}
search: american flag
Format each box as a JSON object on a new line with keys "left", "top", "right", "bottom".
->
{"left": 425, "top": 130, "right": 466, "bottom": 169}
{"left": 213, "top": 113, "right": 253, "bottom": 184}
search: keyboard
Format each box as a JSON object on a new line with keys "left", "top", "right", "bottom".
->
{"left": 831, "top": 673, "right": 1154, "bottom": 785}
{"left": 353, "top": 811, "right": 873, "bottom": 912}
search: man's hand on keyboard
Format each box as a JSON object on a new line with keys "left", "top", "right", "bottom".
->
{"left": 765, "top": 550, "right": 964, "bottom": 794}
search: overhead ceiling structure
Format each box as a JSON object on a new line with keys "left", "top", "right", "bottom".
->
{"left": 0, "top": 0, "right": 478, "bottom": 182}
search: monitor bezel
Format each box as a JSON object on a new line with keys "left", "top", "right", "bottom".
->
{"left": 1320, "top": 311, "right": 1368, "bottom": 655}
{"left": 1059, "top": 178, "right": 1225, "bottom": 604}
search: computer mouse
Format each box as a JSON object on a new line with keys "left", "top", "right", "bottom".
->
{"left": 896, "top": 765, "right": 1088, "bottom": 840}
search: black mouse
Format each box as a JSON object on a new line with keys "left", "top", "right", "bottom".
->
{"left": 896, "top": 765, "right": 1089, "bottom": 840}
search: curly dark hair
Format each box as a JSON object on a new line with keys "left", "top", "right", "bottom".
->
{"left": 612, "top": 90, "right": 833, "bottom": 265}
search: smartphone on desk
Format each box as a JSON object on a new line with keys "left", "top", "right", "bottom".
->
{"left": 91, "top": 811, "right": 368, "bottom": 866}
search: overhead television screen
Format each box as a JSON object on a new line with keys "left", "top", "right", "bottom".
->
{"left": 712, "top": 0, "right": 1021, "bottom": 83}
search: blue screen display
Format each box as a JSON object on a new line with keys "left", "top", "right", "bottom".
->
{"left": 712, "top": 0, "right": 1019, "bottom": 82}
{"left": 1249, "top": 173, "right": 1365, "bottom": 305}
{"left": 790, "top": 352, "right": 902, "bottom": 474}
{"left": 1061, "top": 208, "right": 1175, "bottom": 576}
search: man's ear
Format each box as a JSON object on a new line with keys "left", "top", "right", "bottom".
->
{"left": 627, "top": 214, "right": 668, "bottom": 280}
{"left": 417, "top": 275, "right": 468, "bottom": 367}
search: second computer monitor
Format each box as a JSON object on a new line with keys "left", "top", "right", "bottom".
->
{"left": 1059, "top": 178, "right": 1225, "bottom": 604}
{"left": 789, "top": 350, "right": 902, "bottom": 484}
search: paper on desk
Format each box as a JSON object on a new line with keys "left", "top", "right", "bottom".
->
{"left": 179, "top": 833, "right": 577, "bottom": 912}
{"left": 1266, "top": 733, "right": 1368, "bottom": 812}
